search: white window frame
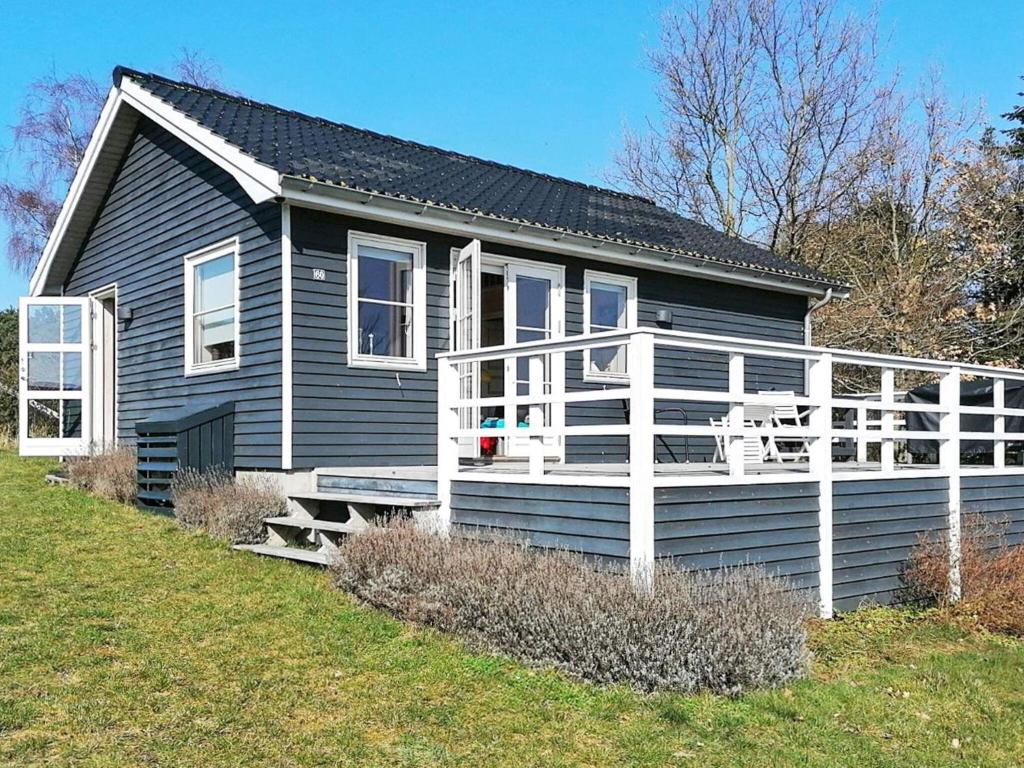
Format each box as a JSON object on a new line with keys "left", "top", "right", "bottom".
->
{"left": 347, "top": 230, "right": 428, "bottom": 372}
{"left": 183, "top": 237, "right": 241, "bottom": 376}
{"left": 583, "top": 269, "right": 638, "bottom": 383}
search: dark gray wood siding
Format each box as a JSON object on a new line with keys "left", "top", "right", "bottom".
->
{"left": 832, "top": 476, "right": 949, "bottom": 611}
{"left": 450, "top": 481, "right": 630, "bottom": 559}
{"left": 961, "top": 474, "right": 1024, "bottom": 549}
{"left": 63, "top": 118, "right": 283, "bottom": 469}
{"left": 290, "top": 207, "right": 808, "bottom": 468}
{"left": 653, "top": 483, "right": 820, "bottom": 590}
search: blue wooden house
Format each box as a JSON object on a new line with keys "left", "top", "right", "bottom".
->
{"left": 19, "top": 68, "right": 1024, "bottom": 616}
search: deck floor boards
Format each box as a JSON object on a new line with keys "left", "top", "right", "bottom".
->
{"left": 316, "top": 461, "right": 961, "bottom": 482}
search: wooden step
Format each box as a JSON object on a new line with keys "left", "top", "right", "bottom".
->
{"left": 263, "top": 516, "right": 363, "bottom": 534}
{"left": 233, "top": 543, "right": 332, "bottom": 565}
{"left": 288, "top": 491, "right": 440, "bottom": 508}
{"left": 317, "top": 473, "right": 438, "bottom": 501}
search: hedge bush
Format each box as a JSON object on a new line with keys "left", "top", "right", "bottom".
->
{"left": 172, "top": 468, "right": 285, "bottom": 545}
{"left": 332, "top": 521, "right": 812, "bottom": 695}
{"left": 906, "top": 513, "right": 1024, "bottom": 635}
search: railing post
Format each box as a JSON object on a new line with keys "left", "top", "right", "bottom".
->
{"left": 528, "top": 354, "right": 545, "bottom": 478}
{"left": 940, "top": 366, "right": 962, "bottom": 602}
{"left": 435, "top": 356, "right": 459, "bottom": 534}
{"left": 808, "top": 352, "right": 834, "bottom": 618}
{"left": 994, "top": 377, "right": 1006, "bottom": 470}
{"left": 629, "top": 331, "right": 656, "bottom": 591}
{"left": 727, "top": 353, "right": 745, "bottom": 477}
{"left": 880, "top": 367, "right": 896, "bottom": 473}
{"left": 856, "top": 404, "right": 868, "bottom": 463}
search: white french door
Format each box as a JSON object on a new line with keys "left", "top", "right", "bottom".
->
{"left": 452, "top": 240, "right": 481, "bottom": 459}
{"left": 19, "top": 296, "right": 93, "bottom": 456}
{"left": 450, "top": 249, "right": 565, "bottom": 461}
{"left": 503, "top": 262, "right": 564, "bottom": 458}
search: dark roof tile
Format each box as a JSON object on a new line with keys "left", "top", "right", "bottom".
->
{"left": 117, "top": 67, "right": 839, "bottom": 287}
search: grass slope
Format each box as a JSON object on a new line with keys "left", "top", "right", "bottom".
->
{"left": 1, "top": 452, "right": 1023, "bottom": 766}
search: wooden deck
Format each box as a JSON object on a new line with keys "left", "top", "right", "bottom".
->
{"left": 457, "top": 459, "right": 910, "bottom": 480}
{"left": 316, "top": 460, "right": 938, "bottom": 483}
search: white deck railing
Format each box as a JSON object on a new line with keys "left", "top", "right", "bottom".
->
{"left": 435, "top": 328, "right": 1024, "bottom": 612}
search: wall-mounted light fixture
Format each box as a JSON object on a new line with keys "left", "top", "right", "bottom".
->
{"left": 117, "top": 305, "right": 134, "bottom": 324}
{"left": 655, "top": 309, "right": 673, "bottom": 328}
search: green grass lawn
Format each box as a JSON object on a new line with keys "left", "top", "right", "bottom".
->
{"left": 2, "top": 452, "right": 1023, "bottom": 767}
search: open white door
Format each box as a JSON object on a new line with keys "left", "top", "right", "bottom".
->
{"left": 452, "top": 240, "right": 481, "bottom": 459}
{"left": 19, "top": 297, "right": 93, "bottom": 456}
{"left": 503, "top": 261, "right": 564, "bottom": 458}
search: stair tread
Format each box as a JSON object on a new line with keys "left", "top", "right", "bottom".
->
{"left": 233, "top": 544, "right": 331, "bottom": 565}
{"left": 289, "top": 491, "right": 440, "bottom": 507}
{"left": 263, "top": 516, "right": 362, "bottom": 533}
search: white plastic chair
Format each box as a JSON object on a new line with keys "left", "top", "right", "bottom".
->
{"left": 710, "top": 416, "right": 768, "bottom": 464}
{"left": 759, "top": 390, "right": 811, "bottom": 462}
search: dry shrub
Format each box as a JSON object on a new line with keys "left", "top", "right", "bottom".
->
{"left": 172, "top": 467, "right": 285, "bottom": 545}
{"left": 332, "top": 521, "right": 812, "bottom": 695}
{"left": 66, "top": 446, "right": 137, "bottom": 503}
{"left": 906, "top": 513, "right": 1024, "bottom": 635}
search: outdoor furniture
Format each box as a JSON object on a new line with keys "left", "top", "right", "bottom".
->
{"left": 710, "top": 416, "right": 769, "bottom": 463}
{"left": 759, "top": 390, "right": 812, "bottom": 462}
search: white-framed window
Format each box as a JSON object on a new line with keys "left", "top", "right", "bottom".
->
{"left": 583, "top": 270, "right": 637, "bottom": 382}
{"left": 347, "top": 231, "right": 428, "bottom": 371}
{"left": 183, "top": 238, "right": 240, "bottom": 376}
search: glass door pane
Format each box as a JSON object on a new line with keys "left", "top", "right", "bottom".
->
{"left": 514, "top": 275, "right": 552, "bottom": 429}
{"left": 19, "top": 297, "right": 92, "bottom": 456}
{"left": 503, "top": 264, "right": 562, "bottom": 457}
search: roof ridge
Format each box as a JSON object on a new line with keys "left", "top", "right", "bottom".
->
{"left": 114, "top": 66, "right": 655, "bottom": 205}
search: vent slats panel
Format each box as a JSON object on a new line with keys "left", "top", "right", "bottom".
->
{"left": 136, "top": 434, "right": 177, "bottom": 514}
{"left": 135, "top": 404, "right": 236, "bottom": 513}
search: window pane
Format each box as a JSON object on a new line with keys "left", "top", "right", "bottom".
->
{"left": 358, "top": 246, "right": 413, "bottom": 303}
{"left": 28, "top": 305, "right": 61, "bottom": 343}
{"left": 591, "top": 344, "right": 627, "bottom": 375}
{"left": 63, "top": 352, "right": 82, "bottom": 391}
{"left": 28, "top": 352, "right": 60, "bottom": 390}
{"left": 62, "top": 305, "right": 81, "bottom": 343}
{"left": 516, "top": 276, "right": 550, "bottom": 330}
{"left": 357, "top": 301, "right": 411, "bottom": 358}
{"left": 195, "top": 254, "right": 235, "bottom": 312}
{"left": 62, "top": 399, "right": 83, "bottom": 438}
{"left": 27, "top": 400, "right": 60, "bottom": 438}
{"left": 194, "top": 307, "right": 236, "bottom": 363}
{"left": 590, "top": 283, "right": 626, "bottom": 329}
{"left": 515, "top": 328, "right": 550, "bottom": 390}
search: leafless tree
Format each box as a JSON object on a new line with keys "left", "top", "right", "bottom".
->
{"left": 173, "top": 48, "right": 225, "bottom": 91}
{"left": 611, "top": 0, "right": 893, "bottom": 258}
{"left": 805, "top": 82, "right": 1024, "bottom": 388}
{"left": 0, "top": 52, "right": 225, "bottom": 276}
{"left": 0, "top": 72, "right": 104, "bottom": 274}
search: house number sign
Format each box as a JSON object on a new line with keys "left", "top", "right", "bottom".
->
{"left": 312, "top": 268, "right": 327, "bottom": 281}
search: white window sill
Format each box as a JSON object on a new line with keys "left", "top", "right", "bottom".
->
{"left": 185, "top": 359, "right": 240, "bottom": 377}
{"left": 348, "top": 355, "right": 427, "bottom": 373}
{"left": 583, "top": 370, "right": 631, "bottom": 385}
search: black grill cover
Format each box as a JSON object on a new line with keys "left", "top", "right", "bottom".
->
{"left": 904, "top": 379, "right": 1024, "bottom": 454}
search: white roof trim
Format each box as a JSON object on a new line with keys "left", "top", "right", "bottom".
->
{"left": 29, "top": 87, "right": 122, "bottom": 296}
{"left": 30, "top": 80, "right": 282, "bottom": 297}
{"left": 118, "top": 79, "right": 280, "bottom": 204}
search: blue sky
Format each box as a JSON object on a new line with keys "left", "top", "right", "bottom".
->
{"left": 1, "top": 0, "right": 1023, "bottom": 309}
